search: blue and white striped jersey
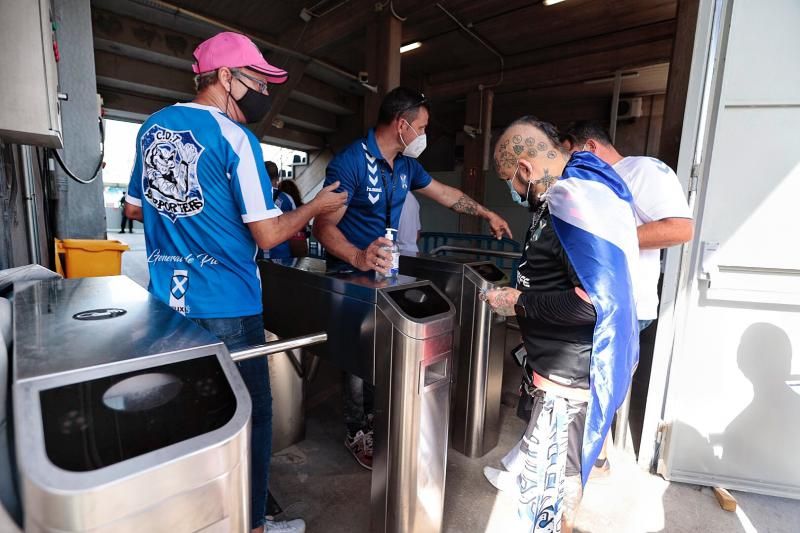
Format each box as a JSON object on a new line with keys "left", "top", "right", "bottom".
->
{"left": 127, "top": 102, "right": 280, "bottom": 318}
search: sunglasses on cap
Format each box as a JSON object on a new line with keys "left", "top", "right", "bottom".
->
{"left": 396, "top": 93, "right": 428, "bottom": 117}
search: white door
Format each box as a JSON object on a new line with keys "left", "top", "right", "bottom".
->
{"left": 641, "top": 0, "right": 800, "bottom": 499}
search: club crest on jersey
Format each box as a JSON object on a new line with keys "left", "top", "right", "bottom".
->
{"left": 141, "top": 125, "right": 205, "bottom": 222}
{"left": 400, "top": 174, "right": 408, "bottom": 189}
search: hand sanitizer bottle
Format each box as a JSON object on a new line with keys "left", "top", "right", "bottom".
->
{"left": 376, "top": 228, "right": 399, "bottom": 280}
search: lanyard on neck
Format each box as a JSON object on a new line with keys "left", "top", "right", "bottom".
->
{"left": 380, "top": 165, "right": 396, "bottom": 229}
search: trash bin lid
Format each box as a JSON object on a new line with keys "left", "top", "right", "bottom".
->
{"left": 40, "top": 355, "right": 237, "bottom": 472}
{"left": 59, "top": 239, "right": 130, "bottom": 252}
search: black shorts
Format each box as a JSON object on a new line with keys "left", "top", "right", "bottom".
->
{"left": 526, "top": 389, "right": 587, "bottom": 477}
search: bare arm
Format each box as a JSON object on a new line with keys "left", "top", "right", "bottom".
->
{"left": 249, "top": 182, "right": 347, "bottom": 250}
{"left": 312, "top": 206, "right": 392, "bottom": 272}
{"left": 124, "top": 203, "right": 143, "bottom": 222}
{"left": 416, "top": 179, "right": 513, "bottom": 239}
{"left": 637, "top": 218, "right": 694, "bottom": 250}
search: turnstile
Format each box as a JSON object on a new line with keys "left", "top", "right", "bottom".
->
{"left": 399, "top": 255, "right": 509, "bottom": 457}
{"left": 12, "top": 276, "right": 252, "bottom": 533}
{"left": 260, "top": 258, "right": 455, "bottom": 533}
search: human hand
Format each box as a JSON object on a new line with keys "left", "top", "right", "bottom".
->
{"left": 487, "top": 212, "right": 513, "bottom": 240}
{"left": 481, "top": 286, "right": 521, "bottom": 316}
{"left": 352, "top": 237, "right": 394, "bottom": 273}
{"left": 312, "top": 181, "right": 348, "bottom": 215}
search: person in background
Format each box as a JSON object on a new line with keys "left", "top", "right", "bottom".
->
{"left": 119, "top": 192, "right": 133, "bottom": 233}
{"left": 279, "top": 179, "right": 304, "bottom": 208}
{"left": 560, "top": 121, "right": 694, "bottom": 474}
{"left": 124, "top": 31, "right": 346, "bottom": 533}
{"left": 278, "top": 180, "right": 309, "bottom": 257}
{"left": 313, "top": 86, "right": 512, "bottom": 471}
{"left": 396, "top": 191, "right": 421, "bottom": 254}
{"left": 262, "top": 160, "right": 296, "bottom": 260}
{"left": 561, "top": 120, "right": 693, "bottom": 331}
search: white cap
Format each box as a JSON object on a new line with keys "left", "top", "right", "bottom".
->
{"left": 384, "top": 228, "right": 397, "bottom": 241}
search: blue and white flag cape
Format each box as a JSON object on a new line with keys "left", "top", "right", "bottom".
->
{"left": 546, "top": 151, "right": 640, "bottom": 485}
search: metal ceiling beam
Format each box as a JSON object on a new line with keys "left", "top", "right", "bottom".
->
{"left": 291, "top": 76, "right": 357, "bottom": 115}
{"left": 426, "top": 20, "right": 676, "bottom": 88}
{"left": 262, "top": 126, "right": 325, "bottom": 151}
{"left": 278, "top": 101, "right": 337, "bottom": 133}
{"left": 94, "top": 50, "right": 195, "bottom": 101}
{"left": 277, "top": 0, "right": 429, "bottom": 55}
{"left": 253, "top": 59, "right": 308, "bottom": 139}
{"left": 99, "top": 87, "right": 175, "bottom": 122}
{"left": 426, "top": 39, "right": 674, "bottom": 100}
{"left": 92, "top": 8, "right": 199, "bottom": 70}
{"left": 92, "top": 0, "right": 367, "bottom": 94}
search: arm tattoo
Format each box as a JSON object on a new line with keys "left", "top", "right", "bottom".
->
{"left": 490, "top": 287, "right": 519, "bottom": 316}
{"left": 450, "top": 194, "right": 481, "bottom": 216}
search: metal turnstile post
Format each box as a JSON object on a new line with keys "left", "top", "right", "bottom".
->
{"left": 399, "top": 255, "right": 509, "bottom": 457}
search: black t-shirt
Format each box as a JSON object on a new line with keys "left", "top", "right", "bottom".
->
{"left": 516, "top": 205, "right": 595, "bottom": 389}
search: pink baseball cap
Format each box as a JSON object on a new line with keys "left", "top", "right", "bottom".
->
{"left": 192, "top": 32, "right": 288, "bottom": 84}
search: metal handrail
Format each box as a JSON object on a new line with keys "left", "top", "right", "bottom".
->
{"left": 230, "top": 332, "right": 327, "bottom": 363}
{"left": 429, "top": 245, "right": 521, "bottom": 260}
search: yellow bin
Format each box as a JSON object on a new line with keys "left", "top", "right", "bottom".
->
{"left": 56, "top": 239, "right": 130, "bottom": 279}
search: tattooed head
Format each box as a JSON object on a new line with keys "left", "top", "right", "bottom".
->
{"left": 493, "top": 116, "right": 571, "bottom": 203}
{"left": 493, "top": 116, "right": 569, "bottom": 177}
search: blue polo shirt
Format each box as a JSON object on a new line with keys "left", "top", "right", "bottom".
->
{"left": 325, "top": 129, "right": 432, "bottom": 261}
{"left": 264, "top": 189, "right": 296, "bottom": 259}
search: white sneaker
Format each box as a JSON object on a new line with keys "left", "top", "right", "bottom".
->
{"left": 264, "top": 517, "right": 306, "bottom": 533}
{"left": 483, "top": 466, "right": 519, "bottom": 495}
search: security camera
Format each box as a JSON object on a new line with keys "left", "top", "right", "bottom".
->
{"left": 358, "top": 71, "right": 370, "bottom": 84}
{"left": 463, "top": 125, "right": 481, "bottom": 138}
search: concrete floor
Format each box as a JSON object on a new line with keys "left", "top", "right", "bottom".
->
{"left": 114, "top": 230, "right": 149, "bottom": 287}
{"left": 118, "top": 233, "right": 800, "bottom": 533}
{"left": 267, "top": 395, "right": 800, "bottom": 533}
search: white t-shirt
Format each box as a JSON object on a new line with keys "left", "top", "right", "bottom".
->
{"left": 397, "top": 192, "right": 421, "bottom": 254}
{"left": 613, "top": 156, "right": 692, "bottom": 320}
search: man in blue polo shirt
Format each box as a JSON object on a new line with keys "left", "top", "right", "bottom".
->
{"left": 124, "top": 31, "right": 346, "bottom": 533}
{"left": 314, "top": 86, "right": 513, "bottom": 469}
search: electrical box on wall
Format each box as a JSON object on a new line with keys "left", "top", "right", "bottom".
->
{"left": 0, "top": 0, "right": 63, "bottom": 148}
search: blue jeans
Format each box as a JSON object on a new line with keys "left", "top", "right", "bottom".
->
{"left": 192, "top": 314, "right": 270, "bottom": 530}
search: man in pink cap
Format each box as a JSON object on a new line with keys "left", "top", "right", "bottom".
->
{"left": 125, "top": 31, "right": 346, "bottom": 533}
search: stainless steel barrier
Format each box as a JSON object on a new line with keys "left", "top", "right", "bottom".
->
{"left": 260, "top": 258, "right": 455, "bottom": 533}
{"left": 12, "top": 276, "right": 250, "bottom": 532}
{"left": 428, "top": 245, "right": 522, "bottom": 261}
{"left": 399, "top": 255, "right": 509, "bottom": 457}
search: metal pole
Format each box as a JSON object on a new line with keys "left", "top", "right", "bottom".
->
{"left": 609, "top": 70, "right": 623, "bottom": 144}
{"left": 614, "top": 386, "right": 633, "bottom": 450}
{"left": 428, "top": 245, "right": 520, "bottom": 260}
{"left": 20, "top": 145, "right": 41, "bottom": 265}
{"left": 229, "top": 332, "right": 327, "bottom": 362}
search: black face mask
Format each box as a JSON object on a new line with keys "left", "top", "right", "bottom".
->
{"left": 233, "top": 85, "right": 272, "bottom": 124}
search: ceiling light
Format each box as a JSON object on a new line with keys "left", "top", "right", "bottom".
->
{"left": 400, "top": 42, "right": 422, "bottom": 54}
{"left": 543, "top": 0, "right": 567, "bottom": 6}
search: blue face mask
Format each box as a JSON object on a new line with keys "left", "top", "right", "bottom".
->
{"left": 506, "top": 166, "right": 531, "bottom": 207}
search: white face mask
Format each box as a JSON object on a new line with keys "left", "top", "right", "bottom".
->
{"left": 400, "top": 119, "right": 427, "bottom": 158}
